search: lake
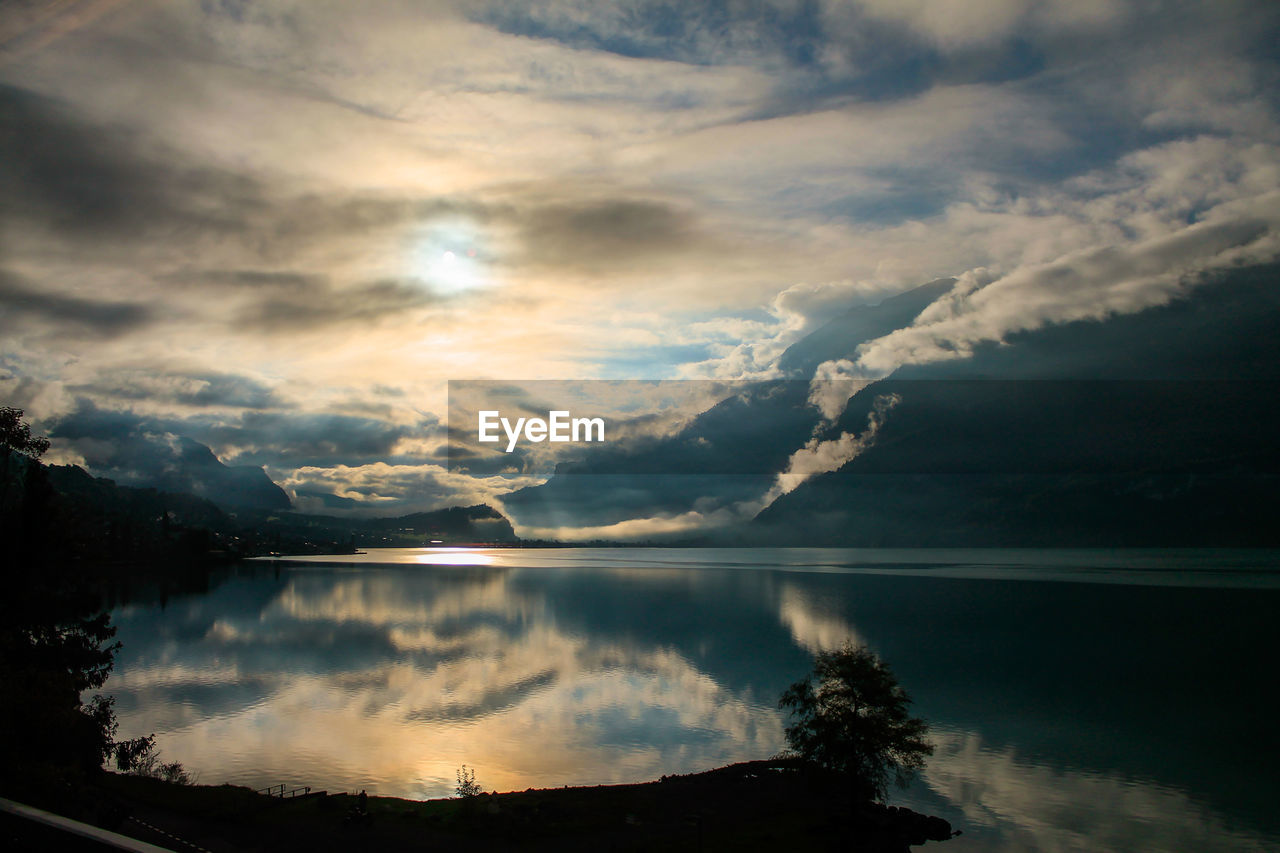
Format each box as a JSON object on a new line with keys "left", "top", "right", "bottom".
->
{"left": 102, "top": 547, "right": 1280, "bottom": 851}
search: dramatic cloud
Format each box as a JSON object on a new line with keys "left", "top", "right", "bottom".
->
{"left": 843, "top": 195, "right": 1280, "bottom": 378}
{"left": 240, "top": 277, "right": 440, "bottom": 332}
{"left": 0, "top": 269, "right": 153, "bottom": 338}
{"left": 2, "top": 0, "right": 1277, "bottom": 528}
{"left": 70, "top": 370, "right": 280, "bottom": 409}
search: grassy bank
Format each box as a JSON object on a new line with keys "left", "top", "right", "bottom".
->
{"left": 79, "top": 759, "right": 954, "bottom": 852}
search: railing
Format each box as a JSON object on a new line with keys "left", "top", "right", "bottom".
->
{"left": 0, "top": 796, "right": 177, "bottom": 853}
{"left": 254, "top": 784, "right": 312, "bottom": 799}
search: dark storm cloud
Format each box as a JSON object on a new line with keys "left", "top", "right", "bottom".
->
{"left": 168, "top": 373, "right": 279, "bottom": 408}
{"left": 202, "top": 410, "right": 438, "bottom": 468}
{"left": 50, "top": 399, "right": 439, "bottom": 475}
{"left": 0, "top": 84, "right": 162, "bottom": 232}
{"left": 45, "top": 403, "right": 226, "bottom": 496}
{"left": 69, "top": 370, "right": 281, "bottom": 409}
{"left": 238, "top": 277, "right": 438, "bottom": 331}
{"left": 0, "top": 83, "right": 262, "bottom": 240}
{"left": 0, "top": 269, "right": 153, "bottom": 337}
{"left": 48, "top": 399, "right": 149, "bottom": 444}
{"left": 516, "top": 198, "right": 701, "bottom": 270}
{"left": 0, "top": 83, "right": 470, "bottom": 258}
{"left": 0, "top": 77, "right": 722, "bottom": 289}
{"left": 167, "top": 269, "right": 323, "bottom": 291}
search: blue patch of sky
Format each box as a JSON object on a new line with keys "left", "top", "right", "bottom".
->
{"left": 595, "top": 344, "right": 718, "bottom": 379}
{"left": 814, "top": 185, "right": 953, "bottom": 227}
{"left": 742, "top": 160, "right": 965, "bottom": 226}
{"left": 732, "top": 306, "right": 778, "bottom": 325}
{"left": 479, "top": 1, "right": 1053, "bottom": 119}
{"left": 477, "top": 0, "right": 827, "bottom": 68}
{"left": 1023, "top": 79, "right": 1192, "bottom": 183}
{"left": 199, "top": 0, "right": 249, "bottom": 23}
{"left": 478, "top": 3, "right": 1272, "bottom": 225}
{"left": 748, "top": 34, "right": 1047, "bottom": 122}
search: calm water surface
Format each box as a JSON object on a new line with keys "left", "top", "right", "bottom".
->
{"left": 103, "top": 547, "right": 1280, "bottom": 852}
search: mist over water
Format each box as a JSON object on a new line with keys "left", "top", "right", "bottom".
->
{"left": 102, "top": 548, "right": 1280, "bottom": 852}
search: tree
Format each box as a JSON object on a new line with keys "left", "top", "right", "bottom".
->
{"left": 778, "top": 642, "right": 933, "bottom": 802}
{"left": 0, "top": 570, "right": 128, "bottom": 796}
{"left": 0, "top": 406, "right": 145, "bottom": 799}
{"left": 1, "top": 406, "right": 51, "bottom": 510}
{"left": 1, "top": 406, "right": 51, "bottom": 459}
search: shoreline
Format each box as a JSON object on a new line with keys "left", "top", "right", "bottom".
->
{"left": 65, "top": 759, "right": 956, "bottom": 852}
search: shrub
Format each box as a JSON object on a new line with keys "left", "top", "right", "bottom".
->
{"left": 455, "top": 765, "right": 483, "bottom": 798}
{"left": 779, "top": 641, "right": 932, "bottom": 801}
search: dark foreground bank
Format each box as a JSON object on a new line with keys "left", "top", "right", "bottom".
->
{"left": 10, "top": 759, "right": 956, "bottom": 852}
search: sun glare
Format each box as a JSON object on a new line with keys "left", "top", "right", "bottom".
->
{"left": 412, "top": 224, "right": 487, "bottom": 295}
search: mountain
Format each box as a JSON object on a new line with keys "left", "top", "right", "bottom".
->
{"left": 500, "top": 263, "right": 1280, "bottom": 545}
{"left": 497, "top": 382, "right": 811, "bottom": 528}
{"left": 334, "top": 504, "right": 518, "bottom": 544}
{"left": 210, "top": 502, "right": 519, "bottom": 552}
{"left": 751, "top": 263, "right": 1280, "bottom": 545}
{"left": 44, "top": 413, "right": 293, "bottom": 513}
{"left": 163, "top": 437, "right": 293, "bottom": 511}
{"left": 776, "top": 278, "right": 956, "bottom": 376}
{"left": 46, "top": 463, "right": 230, "bottom": 530}
{"left": 500, "top": 281, "right": 959, "bottom": 530}
{"left": 42, "top": 460, "right": 517, "bottom": 557}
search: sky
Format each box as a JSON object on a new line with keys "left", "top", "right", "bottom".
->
{"left": 2, "top": 0, "right": 1278, "bottom": 528}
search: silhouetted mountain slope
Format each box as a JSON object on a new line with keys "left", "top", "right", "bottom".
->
{"left": 777, "top": 278, "right": 956, "bottom": 376}
{"left": 501, "top": 284, "right": 959, "bottom": 527}
{"left": 45, "top": 412, "right": 293, "bottom": 513}
{"left": 227, "top": 502, "right": 519, "bottom": 548}
{"left": 362, "top": 504, "right": 518, "bottom": 541}
{"left": 753, "top": 264, "right": 1280, "bottom": 545}
{"left": 503, "top": 263, "right": 1280, "bottom": 544}
{"left": 892, "top": 263, "right": 1280, "bottom": 381}
{"left": 752, "top": 382, "right": 1280, "bottom": 545}
{"left": 15, "top": 463, "right": 235, "bottom": 564}
{"left": 24, "top": 460, "right": 517, "bottom": 562}
{"left": 47, "top": 464, "right": 230, "bottom": 529}
{"left": 499, "top": 382, "right": 811, "bottom": 527}
{"left": 152, "top": 437, "right": 292, "bottom": 511}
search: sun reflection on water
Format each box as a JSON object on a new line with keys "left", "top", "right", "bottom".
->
{"left": 410, "top": 547, "right": 498, "bottom": 567}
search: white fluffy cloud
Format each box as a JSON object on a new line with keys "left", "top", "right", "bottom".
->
{"left": 843, "top": 148, "right": 1280, "bottom": 378}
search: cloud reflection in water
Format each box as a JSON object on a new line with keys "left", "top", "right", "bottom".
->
{"left": 102, "top": 550, "right": 1280, "bottom": 852}
{"left": 107, "top": 562, "right": 786, "bottom": 799}
{"left": 918, "top": 728, "right": 1274, "bottom": 853}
